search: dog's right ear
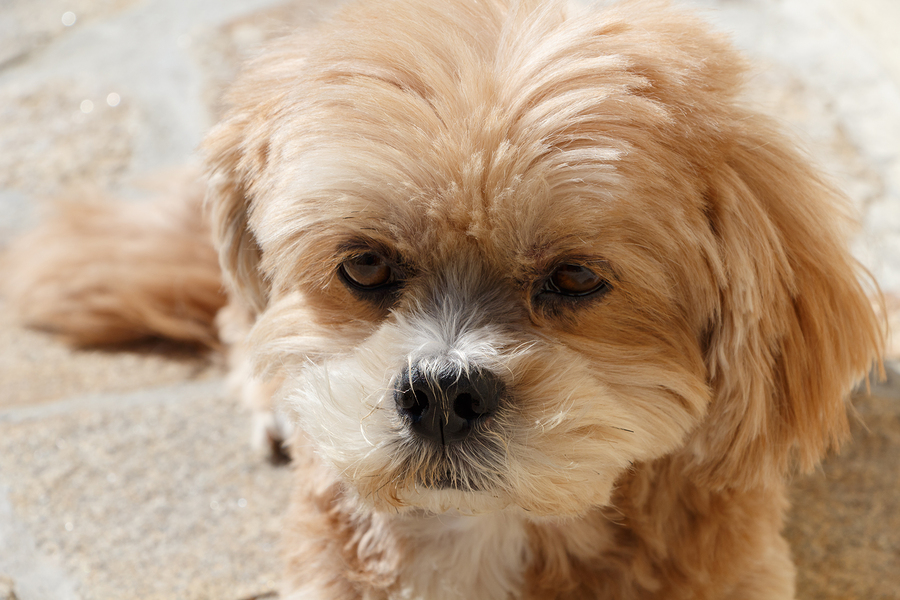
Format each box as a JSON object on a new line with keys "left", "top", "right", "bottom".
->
{"left": 203, "top": 38, "right": 317, "bottom": 314}
{"left": 203, "top": 111, "right": 269, "bottom": 314}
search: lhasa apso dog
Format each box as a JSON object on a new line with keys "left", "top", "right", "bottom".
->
{"left": 6, "top": 0, "right": 884, "bottom": 598}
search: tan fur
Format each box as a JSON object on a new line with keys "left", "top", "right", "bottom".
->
{"left": 3, "top": 173, "right": 225, "bottom": 348}
{"left": 6, "top": 0, "right": 884, "bottom": 598}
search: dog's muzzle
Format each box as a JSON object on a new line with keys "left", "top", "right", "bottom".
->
{"left": 394, "top": 361, "right": 503, "bottom": 446}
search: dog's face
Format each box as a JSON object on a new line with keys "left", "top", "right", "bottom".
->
{"left": 204, "top": 0, "right": 881, "bottom": 516}
{"left": 250, "top": 146, "right": 714, "bottom": 515}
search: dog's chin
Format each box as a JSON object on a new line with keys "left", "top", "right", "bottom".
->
{"left": 344, "top": 443, "right": 518, "bottom": 515}
{"left": 393, "top": 487, "right": 513, "bottom": 516}
{"left": 373, "top": 473, "right": 618, "bottom": 518}
{"left": 344, "top": 450, "right": 621, "bottom": 518}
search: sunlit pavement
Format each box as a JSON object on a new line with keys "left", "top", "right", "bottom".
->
{"left": 1, "top": 1, "right": 897, "bottom": 598}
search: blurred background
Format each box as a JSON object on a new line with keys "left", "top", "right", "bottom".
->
{"left": 0, "top": 1, "right": 898, "bottom": 599}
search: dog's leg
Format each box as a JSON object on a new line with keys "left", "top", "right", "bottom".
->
{"left": 217, "top": 300, "right": 292, "bottom": 463}
{"left": 246, "top": 375, "right": 292, "bottom": 464}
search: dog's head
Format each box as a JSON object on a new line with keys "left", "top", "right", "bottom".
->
{"left": 204, "top": 0, "right": 882, "bottom": 516}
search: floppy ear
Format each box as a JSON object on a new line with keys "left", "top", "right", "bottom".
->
{"left": 201, "top": 38, "right": 312, "bottom": 314}
{"left": 203, "top": 113, "right": 269, "bottom": 314}
{"left": 690, "top": 115, "right": 884, "bottom": 490}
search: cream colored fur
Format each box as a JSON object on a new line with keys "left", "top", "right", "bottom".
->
{"left": 4, "top": 0, "right": 884, "bottom": 598}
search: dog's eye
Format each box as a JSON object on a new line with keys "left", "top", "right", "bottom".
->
{"left": 544, "top": 264, "right": 609, "bottom": 297}
{"left": 339, "top": 252, "right": 396, "bottom": 290}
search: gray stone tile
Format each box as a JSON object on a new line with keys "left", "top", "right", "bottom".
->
{"left": 0, "top": 380, "right": 291, "bottom": 600}
{"left": 0, "top": 1, "right": 898, "bottom": 599}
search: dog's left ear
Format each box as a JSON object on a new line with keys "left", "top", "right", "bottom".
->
{"left": 690, "top": 115, "right": 885, "bottom": 490}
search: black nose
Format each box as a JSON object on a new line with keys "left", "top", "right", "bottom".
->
{"left": 395, "top": 362, "right": 503, "bottom": 445}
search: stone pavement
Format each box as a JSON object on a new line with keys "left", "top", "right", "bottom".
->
{"left": 0, "top": 1, "right": 898, "bottom": 599}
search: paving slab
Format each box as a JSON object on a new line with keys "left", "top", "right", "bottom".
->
{"left": 786, "top": 383, "right": 900, "bottom": 600}
{"left": 0, "top": 380, "right": 291, "bottom": 600}
{"left": 0, "top": 0, "right": 898, "bottom": 599}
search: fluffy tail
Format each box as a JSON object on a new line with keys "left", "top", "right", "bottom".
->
{"left": 2, "top": 172, "right": 226, "bottom": 348}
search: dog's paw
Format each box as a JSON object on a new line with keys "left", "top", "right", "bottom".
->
{"left": 251, "top": 410, "right": 293, "bottom": 466}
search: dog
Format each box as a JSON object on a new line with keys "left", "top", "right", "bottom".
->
{"left": 5, "top": 0, "right": 884, "bottom": 598}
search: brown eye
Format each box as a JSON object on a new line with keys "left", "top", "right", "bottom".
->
{"left": 339, "top": 252, "right": 395, "bottom": 290}
{"left": 544, "top": 264, "right": 608, "bottom": 297}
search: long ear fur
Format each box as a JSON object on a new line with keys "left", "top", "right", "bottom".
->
{"left": 202, "top": 39, "right": 310, "bottom": 314}
{"left": 690, "top": 115, "right": 884, "bottom": 490}
{"left": 204, "top": 118, "right": 268, "bottom": 314}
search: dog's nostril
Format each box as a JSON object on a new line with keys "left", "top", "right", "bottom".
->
{"left": 408, "top": 390, "right": 430, "bottom": 419}
{"left": 453, "top": 392, "right": 484, "bottom": 422}
{"left": 397, "top": 388, "right": 430, "bottom": 420}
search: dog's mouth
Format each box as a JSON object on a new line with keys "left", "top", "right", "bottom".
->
{"left": 402, "top": 436, "right": 505, "bottom": 494}
{"left": 431, "top": 468, "right": 483, "bottom": 492}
